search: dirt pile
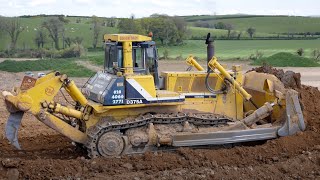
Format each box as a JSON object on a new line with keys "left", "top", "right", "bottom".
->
{"left": 298, "top": 85, "right": 320, "bottom": 128}
{"left": 249, "top": 64, "right": 302, "bottom": 89}
{"left": 0, "top": 68, "right": 319, "bottom": 179}
{"left": 250, "top": 65, "right": 320, "bottom": 128}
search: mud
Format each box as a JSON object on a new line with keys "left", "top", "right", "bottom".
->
{"left": 0, "top": 66, "right": 319, "bottom": 179}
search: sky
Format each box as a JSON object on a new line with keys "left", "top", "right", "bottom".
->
{"left": 0, "top": 0, "right": 319, "bottom": 17}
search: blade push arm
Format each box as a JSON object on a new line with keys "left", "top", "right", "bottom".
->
{"left": 208, "top": 56, "right": 258, "bottom": 108}
{"left": 2, "top": 72, "right": 88, "bottom": 146}
{"left": 186, "top": 56, "right": 205, "bottom": 71}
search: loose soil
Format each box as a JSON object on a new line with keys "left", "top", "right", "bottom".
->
{"left": 0, "top": 63, "right": 319, "bottom": 179}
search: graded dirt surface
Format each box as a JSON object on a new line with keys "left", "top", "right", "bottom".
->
{"left": 0, "top": 62, "right": 319, "bottom": 179}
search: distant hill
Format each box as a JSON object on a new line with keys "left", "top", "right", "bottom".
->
{"left": 183, "top": 15, "right": 320, "bottom": 34}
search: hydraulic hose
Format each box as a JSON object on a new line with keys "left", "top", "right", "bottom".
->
{"left": 205, "top": 69, "right": 225, "bottom": 94}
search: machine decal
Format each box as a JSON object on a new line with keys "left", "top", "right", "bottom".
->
{"left": 183, "top": 93, "right": 217, "bottom": 99}
{"left": 45, "top": 86, "right": 55, "bottom": 96}
{"left": 126, "top": 79, "right": 152, "bottom": 99}
{"left": 126, "top": 99, "right": 143, "bottom": 104}
{"left": 20, "top": 76, "right": 37, "bottom": 90}
{"left": 126, "top": 78, "right": 185, "bottom": 104}
{"left": 111, "top": 90, "right": 124, "bottom": 104}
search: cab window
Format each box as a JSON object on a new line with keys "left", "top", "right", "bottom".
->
{"left": 132, "top": 47, "right": 145, "bottom": 72}
{"left": 105, "top": 43, "right": 117, "bottom": 71}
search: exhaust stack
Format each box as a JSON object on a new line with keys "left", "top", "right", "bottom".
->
{"left": 205, "top": 33, "right": 214, "bottom": 72}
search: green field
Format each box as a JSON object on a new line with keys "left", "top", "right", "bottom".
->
{"left": 85, "top": 39, "right": 320, "bottom": 65}
{"left": 157, "top": 39, "right": 320, "bottom": 59}
{"left": 185, "top": 15, "right": 320, "bottom": 33}
{"left": 0, "top": 58, "right": 95, "bottom": 77}
{"left": 0, "top": 17, "right": 118, "bottom": 50}
{"left": 188, "top": 26, "right": 279, "bottom": 39}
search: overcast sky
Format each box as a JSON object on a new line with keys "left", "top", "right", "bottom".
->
{"left": 0, "top": 0, "right": 319, "bottom": 17}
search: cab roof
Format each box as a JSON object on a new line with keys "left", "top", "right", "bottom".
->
{"left": 104, "top": 34, "right": 152, "bottom": 42}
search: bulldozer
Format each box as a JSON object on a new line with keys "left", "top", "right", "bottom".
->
{"left": 2, "top": 33, "right": 305, "bottom": 158}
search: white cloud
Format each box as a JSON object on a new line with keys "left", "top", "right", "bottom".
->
{"left": 29, "top": 0, "right": 57, "bottom": 7}
{"left": 73, "top": 0, "right": 92, "bottom": 4}
{"left": 0, "top": 0, "right": 319, "bottom": 17}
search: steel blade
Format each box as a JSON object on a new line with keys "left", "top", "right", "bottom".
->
{"left": 5, "top": 111, "right": 24, "bottom": 150}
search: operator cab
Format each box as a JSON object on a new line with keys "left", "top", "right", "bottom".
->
{"left": 84, "top": 34, "right": 176, "bottom": 106}
{"left": 104, "top": 36, "right": 159, "bottom": 87}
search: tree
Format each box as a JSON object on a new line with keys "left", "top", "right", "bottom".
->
{"left": 58, "top": 15, "right": 70, "bottom": 24}
{"left": 34, "top": 28, "right": 47, "bottom": 48}
{"left": 118, "top": 17, "right": 144, "bottom": 34}
{"left": 42, "top": 17, "right": 65, "bottom": 50}
{"left": 214, "top": 22, "right": 226, "bottom": 29}
{"left": 296, "top": 48, "right": 304, "bottom": 56}
{"left": 0, "top": 17, "right": 4, "bottom": 38}
{"left": 64, "top": 37, "right": 72, "bottom": 47}
{"left": 172, "top": 16, "right": 188, "bottom": 44}
{"left": 0, "top": 17, "right": 24, "bottom": 50}
{"left": 225, "top": 23, "right": 234, "bottom": 38}
{"left": 107, "top": 17, "right": 117, "bottom": 27}
{"left": 146, "top": 17, "right": 178, "bottom": 45}
{"left": 247, "top": 27, "right": 256, "bottom": 38}
{"left": 311, "top": 49, "right": 320, "bottom": 61}
{"left": 73, "top": 36, "right": 83, "bottom": 44}
{"left": 237, "top": 32, "right": 242, "bottom": 40}
{"left": 92, "top": 16, "right": 101, "bottom": 49}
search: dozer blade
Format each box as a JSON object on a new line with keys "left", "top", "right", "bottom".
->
{"left": 278, "top": 89, "right": 305, "bottom": 136}
{"left": 5, "top": 112, "right": 24, "bottom": 150}
{"left": 172, "top": 127, "right": 279, "bottom": 147}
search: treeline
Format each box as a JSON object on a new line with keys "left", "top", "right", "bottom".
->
{"left": 0, "top": 16, "right": 98, "bottom": 58}
{"left": 117, "top": 14, "right": 187, "bottom": 45}
{"left": 190, "top": 36, "right": 319, "bottom": 40}
{"left": 20, "top": 14, "right": 93, "bottom": 18}
{"left": 0, "top": 14, "right": 188, "bottom": 58}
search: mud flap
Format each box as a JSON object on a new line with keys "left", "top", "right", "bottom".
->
{"left": 5, "top": 111, "right": 24, "bottom": 150}
{"left": 278, "top": 89, "right": 305, "bottom": 136}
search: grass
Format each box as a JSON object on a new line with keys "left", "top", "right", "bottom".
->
{"left": 157, "top": 39, "right": 320, "bottom": 59}
{"left": 184, "top": 15, "right": 320, "bottom": 34}
{"left": 183, "top": 14, "right": 268, "bottom": 22}
{"left": 188, "top": 26, "right": 279, "bottom": 39}
{"left": 0, "top": 58, "right": 95, "bottom": 77}
{"left": 86, "top": 51, "right": 104, "bottom": 66}
{"left": 252, "top": 52, "right": 320, "bottom": 67}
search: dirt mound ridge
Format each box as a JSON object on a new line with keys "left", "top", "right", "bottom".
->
{"left": 248, "top": 65, "right": 302, "bottom": 89}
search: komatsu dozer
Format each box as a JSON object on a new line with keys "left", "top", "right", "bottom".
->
{"left": 2, "top": 33, "right": 305, "bottom": 158}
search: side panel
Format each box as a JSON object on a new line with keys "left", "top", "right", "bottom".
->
{"left": 83, "top": 72, "right": 125, "bottom": 105}
{"left": 126, "top": 75, "right": 157, "bottom": 98}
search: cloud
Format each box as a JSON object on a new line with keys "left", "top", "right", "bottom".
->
{"left": 72, "top": 0, "right": 92, "bottom": 4}
{"left": 29, "top": 0, "right": 57, "bottom": 7}
{"left": 0, "top": 0, "right": 319, "bottom": 17}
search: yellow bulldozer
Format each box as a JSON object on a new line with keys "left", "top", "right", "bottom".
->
{"left": 2, "top": 33, "right": 305, "bottom": 158}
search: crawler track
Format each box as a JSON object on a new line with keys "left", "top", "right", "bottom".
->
{"left": 86, "top": 113, "right": 233, "bottom": 158}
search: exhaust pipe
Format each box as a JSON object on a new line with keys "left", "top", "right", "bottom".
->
{"left": 205, "top": 33, "right": 214, "bottom": 72}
